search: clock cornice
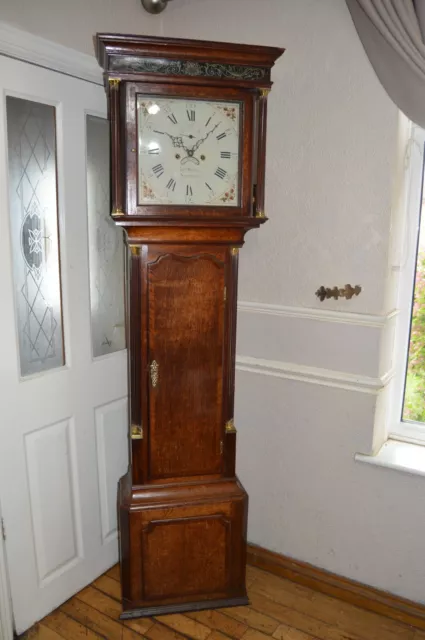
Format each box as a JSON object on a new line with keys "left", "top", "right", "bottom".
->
{"left": 96, "top": 33, "right": 285, "bottom": 89}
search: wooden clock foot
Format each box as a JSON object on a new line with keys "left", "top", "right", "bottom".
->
{"left": 120, "top": 595, "right": 250, "bottom": 620}
{"left": 118, "top": 471, "right": 249, "bottom": 617}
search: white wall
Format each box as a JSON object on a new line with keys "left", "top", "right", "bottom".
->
{"left": 164, "top": 0, "right": 398, "bottom": 315}
{"left": 160, "top": 0, "right": 425, "bottom": 604}
{"left": 0, "top": 0, "right": 161, "bottom": 55}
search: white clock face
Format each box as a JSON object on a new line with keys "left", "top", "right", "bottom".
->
{"left": 137, "top": 96, "right": 241, "bottom": 207}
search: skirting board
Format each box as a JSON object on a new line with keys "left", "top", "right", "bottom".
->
{"left": 247, "top": 543, "right": 425, "bottom": 631}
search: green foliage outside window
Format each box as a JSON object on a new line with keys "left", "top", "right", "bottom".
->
{"left": 403, "top": 251, "right": 425, "bottom": 423}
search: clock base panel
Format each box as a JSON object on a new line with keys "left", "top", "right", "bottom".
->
{"left": 118, "top": 471, "right": 249, "bottom": 617}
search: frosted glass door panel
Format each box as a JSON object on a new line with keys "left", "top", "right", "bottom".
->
{"left": 6, "top": 97, "right": 64, "bottom": 376}
{"left": 86, "top": 115, "right": 125, "bottom": 358}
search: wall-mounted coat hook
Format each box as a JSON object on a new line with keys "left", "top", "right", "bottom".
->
{"left": 316, "top": 284, "right": 361, "bottom": 302}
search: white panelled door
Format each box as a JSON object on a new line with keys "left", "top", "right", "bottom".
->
{"left": 0, "top": 56, "right": 128, "bottom": 633}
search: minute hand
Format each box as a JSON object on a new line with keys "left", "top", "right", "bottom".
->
{"left": 191, "top": 123, "right": 220, "bottom": 152}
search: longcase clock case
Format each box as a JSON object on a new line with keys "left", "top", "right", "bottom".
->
{"left": 96, "top": 33, "right": 284, "bottom": 619}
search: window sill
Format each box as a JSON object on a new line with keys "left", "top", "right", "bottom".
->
{"left": 355, "top": 439, "right": 425, "bottom": 478}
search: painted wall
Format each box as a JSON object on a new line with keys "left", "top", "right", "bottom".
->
{"left": 0, "top": 0, "right": 161, "bottom": 55}
{"left": 164, "top": 0, "right": 398, "bottom": 316}
{"left": 159, "top": 0, "right": 425, "bottom": 604}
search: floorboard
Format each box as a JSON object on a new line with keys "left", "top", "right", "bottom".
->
{"left": 20, "top": 564, "right": 421, "bottom": 640}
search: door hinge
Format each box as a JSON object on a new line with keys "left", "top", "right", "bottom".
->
{"left": 220, "top": 440, "right": 224, "bottom": 455}
{"left": 1, "top": 518, "right": 6, "bottom": 542}
{"left": 224, "top": 286, "right": 227, "bottom": 302}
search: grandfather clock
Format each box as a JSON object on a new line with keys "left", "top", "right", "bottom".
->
{"left": 96, "top": 34, "right": 283, "bottom": 619}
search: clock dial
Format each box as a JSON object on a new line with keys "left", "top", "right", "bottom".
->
{"left": 137, "top": 96, "right": 241, "bottom": 207}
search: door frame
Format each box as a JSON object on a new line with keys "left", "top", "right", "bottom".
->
{"left": 0, "top": 499, "right": 12, "bottom": 640}
{"left": 0, "top": 21, "right": 103, "bottom": 638}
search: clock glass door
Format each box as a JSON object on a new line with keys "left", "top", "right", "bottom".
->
{"left": 137, "top": 95, "right": 241, "bottom": 207}
{"left": 146, "top": 247, "right": 226, "bottom": 481}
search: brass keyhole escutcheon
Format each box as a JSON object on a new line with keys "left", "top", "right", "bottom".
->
{"left": 150, "top": 360, "right": 159, "bottom": 387}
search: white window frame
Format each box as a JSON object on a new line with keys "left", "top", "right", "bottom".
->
{"left": 390, "top": 124, "right": 425, "bottom": 444}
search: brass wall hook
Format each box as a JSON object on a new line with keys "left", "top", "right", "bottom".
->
{"left": 316, "top": 284, "right": 361, "bottom": 302}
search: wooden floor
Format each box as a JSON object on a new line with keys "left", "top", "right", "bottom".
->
{"left": 22, "top": 564, "right": 425, "bottom": 640}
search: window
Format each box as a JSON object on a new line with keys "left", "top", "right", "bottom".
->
{"left": 86, "top": 114, "right": 125, "bottom": 358}
{"left": 6, "top": 96, "right": 65, "bottom": 376}
{"left": 391, "top": 125, "right": 425, "bottom": 443}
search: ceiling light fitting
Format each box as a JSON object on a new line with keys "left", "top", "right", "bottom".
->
{"left": 141, "top": 0, "right": 173, "bottom": 14}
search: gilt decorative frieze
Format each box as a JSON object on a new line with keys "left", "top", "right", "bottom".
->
{"left": 109, "top": 56, "right": 269, "bottom": 81}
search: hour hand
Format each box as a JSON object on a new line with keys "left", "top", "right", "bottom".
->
{"left": 153, "top": 130, "right": 185, "bottom": 148}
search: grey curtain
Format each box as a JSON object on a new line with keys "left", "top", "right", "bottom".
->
{"left": 346, "top": 0, "right": 425, "bottom": 128}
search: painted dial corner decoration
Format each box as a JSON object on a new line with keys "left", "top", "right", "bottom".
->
{"left": 137, "top": 96, "right": 241, "bottom": 207}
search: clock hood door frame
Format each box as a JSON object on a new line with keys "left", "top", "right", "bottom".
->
{"left": 124, "top": 82, "right": 254, "bottom": 218}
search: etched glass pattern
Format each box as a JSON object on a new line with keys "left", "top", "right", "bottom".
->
{"left": 86, "top": 115, "right": 125, "bottom": 357}
{"left": 6, "top": 97, "right": 64, "bottom": 376}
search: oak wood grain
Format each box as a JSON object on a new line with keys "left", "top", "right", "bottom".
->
{"left": 41, "top": 610, "right": 104, "bottom": 640}
{"left": 248, "top": 544, "right": 425, "bottom": 634}
{"left": 22, "top": 561, "right": 424, "bottom": 640}
{"left": 247, "top": 590, "right": 360, "bottom": 640}
{"left": 145, "top": 622, "right": 188, "bottom": 639}
{"left": 61, "top": 598, "right": 143, "bottom": 640}
{"left": 119, "top": 478, "right": 248, "bottom": 608}
{"left": 222, "top": 605, "right": 280, "bottom": 636}
{"left": 241, "top": 629, "right": 272, "bottom": 640}
{"left": 147, "top": 249, "right": 226, "bottom": 480}
{"left": 248, "top": 566, "right": 415, "bottom": 640}
{"left": 187, "top": 608, "right": 248, "bottom": 638}
{"left": 209, "top": 632, "right": 236, "bottom": 640}
{"left": 272, "top": 625, "right": 316, "bottom": 640}
{"left": 96, "top": 33, "right": 280, "bottom": 617}
{"left": 23, "top": 623, "right": 68, "bottom": 640}
{"left": 92, "top": 574, "right": 122, "bottom": 601}
{"left": 107, "top": 564, "right": 120, "bottom": 582}
{"left": 154, "top": 613, "right": 211, "bottom": 639}
{"left": 76, "top": 585, "right": 153, "bottom": 636}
